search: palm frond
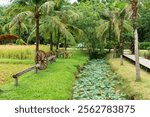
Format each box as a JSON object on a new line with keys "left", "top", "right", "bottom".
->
{"left": 113, "top": 21, "right": 120, "bottom": 41}
{"left": 39, "top": 1, "right": 55, "bottom": 14}
{"left": 67, "top": 10, "right": 81, "bottom": 21}
{"left": 96, "top": 21, "right": 109, "bottom": 40}
{"left": 2, "top": 23, "right": 10, "bottom": 33}
{"left": 124, "top": 20, "right": 133, "bottom": 33}
{"left": 10, "top": 11, "right": 34, "bottom": 27}
{"left": 27, "top": 25, "right": 36, "bottom": 43}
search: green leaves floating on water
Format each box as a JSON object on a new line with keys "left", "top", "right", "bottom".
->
{"left": 73, "top": 59, "right": 127, "bottom": 100}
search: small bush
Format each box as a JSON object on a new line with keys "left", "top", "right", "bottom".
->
{"left": 139, "top": 42, "right": 150, "bottom": 50}
{"left": 144, "top": 48, "right": 150, "bottom": 60}
{"left": 89, "top": 50, "right": 108, "bottom": 59}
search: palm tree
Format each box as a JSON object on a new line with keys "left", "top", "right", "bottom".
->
{"left": 47, "top": 1, "right": 82, "bottom": 54}
{"left": 97, "top": 6, "right": 132, "bottom": 58}
{"left": 11, "top": 0, "right": 55, "bottom": 72}
{"left": 38, "top": 15, "right": 75, "bottom": 53}
{"left": 27, "top": 5, "right": 82, "bottom": 56}
{"left": 116, "top": 1, "right": 131, "bottom": 65}
{"left": 130, "top": 0, "right": 141, "bottom": 81}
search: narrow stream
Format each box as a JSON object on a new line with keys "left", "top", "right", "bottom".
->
{"left": 73, "top": 59, "right": 127, "bottom": 100}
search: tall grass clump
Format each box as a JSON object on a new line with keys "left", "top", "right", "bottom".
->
{"left": 0, "top": 45, "right": 49, "bottom": 59}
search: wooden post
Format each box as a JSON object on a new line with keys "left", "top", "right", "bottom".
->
{"left": 12, "top": 65, "right": 39, "bottom": 86}
{"left": 50, "top": 32, "right": 53, "bottom": 56}
{"left": 15, "top": 77, "right": 18, "bottom": 86}
{"left": 64, "top": 38, "right": 67, "bottom": 51}
{"left": 56, "top": 28, "right": 60, "bottom": 57}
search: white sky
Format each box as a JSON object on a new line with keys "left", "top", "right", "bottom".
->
{"left": 0, "top": 0, "right": 77, "bottom": 6}
{"left": 0, "top": 0, "right": 10, "bottom": 5}
{"left": 70, "top": 0, "right": 77, "bottom": 3}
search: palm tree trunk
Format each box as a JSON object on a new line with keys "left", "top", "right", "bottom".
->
{"left": 64, "top": 38, "right": 67, "bottom": 51}
{"left": 131, "top": 0, "right": 141, "bottom": 81}
{"left": 18, "top": 21, "right": 21, "bottom": 39}
{"left": 130, "top": 39, "right": 135, "bottom": 54}
{"left": 134, "top": 29, "right": 140, "bottom": 81}
{"left": 50, "top": 31, "right": 53, "bottom": 53}
{"left": 56, "top": 29, "right": 60, "bottom": 50}
{"left": 35, "top": 9, "right": 40, "bottom": 73}
{"left": 56, "top": 28, "right": 60, "bottom": 57}
{"left": 120, "top": 18, "right": 124, "bottom": 65}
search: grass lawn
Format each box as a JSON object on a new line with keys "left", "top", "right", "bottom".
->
{"left": 0, "top": 50, "right": 88, "bottom": 100}
{"left": 107, "top": 54, "right": 150, "bottom": 99}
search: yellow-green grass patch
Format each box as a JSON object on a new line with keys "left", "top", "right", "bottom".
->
{"left": 107, "top": 54, "right": 150, "bottom": 99}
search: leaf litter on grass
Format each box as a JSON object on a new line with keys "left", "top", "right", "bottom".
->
{"left": 73, "top": 59, "right": 127, "bottom": 100}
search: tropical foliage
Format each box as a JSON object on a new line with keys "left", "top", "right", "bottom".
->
{"left": 0, "top": 0, "right": 149, "bottom": 81}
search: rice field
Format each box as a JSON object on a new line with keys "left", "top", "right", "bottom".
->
{"left": 0, "top": 45, "right": 50, "bottom": 86}
{"left": 0, "top": 63, "right": 31, "bottom": 85}
{"left": 0, "top": 45, "right": 50, "bottom": 59}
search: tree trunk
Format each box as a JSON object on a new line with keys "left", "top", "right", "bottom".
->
{"left": 120, "top": 18, "right": 124, "bottom": 65}
{"left": 134, "top": 29, "right": 141, "bottom": 81}
{"left": 131, "top": 0, "right": 141, "bottom": 81}
{"left": 64, "top": 38, "right": 67, "bottom": 51}
{"left": 130, "top": 39, "right": 135, "bottom": 54}
{"left": 18, "top": 21, "right": 21, "bottom": 39}
{"left": 109, "top": 21, "right": 112, "bottom": 41}
{"left": 56, "top": 28, "right": 60, "bottom": 57}
{"left": 50, "top": 31, "right": 53, "bottom": 55}
{"left": 35, "top": 9, "right": 40, "bottom": 73}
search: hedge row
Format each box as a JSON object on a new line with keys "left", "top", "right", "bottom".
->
{"left": 139, "top": 42, "right": 150, "bottom": 50}
{"left": 105, "top": 42, "right": 150, "bottom": 50}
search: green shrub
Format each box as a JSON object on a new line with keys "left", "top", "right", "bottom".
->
{"left": 105, "top": 41, "right": 114, "bottom": 49}
{"left": 105, "top": 42, "right": 131, "bottom": 49}
{"left": 139, "top": 42, "right": 150, "bottom": 50}
{"left": 144, "top": 48, "right": 150, "bottom": 60}
{"left": 124, "top": 42, "right": 130, "bottom": 49}
{"left": 16, "top": 39, "right": 26, "bottom": 45}
{"left": 147, "top": 47, "right": 150, "bottom": 51}
{"left": 88, "top": 50, "right": 108, "bottom": 59}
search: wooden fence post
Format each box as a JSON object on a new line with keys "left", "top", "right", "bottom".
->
{"left": 15, "top": 77, "right": 18, "bottom": 86}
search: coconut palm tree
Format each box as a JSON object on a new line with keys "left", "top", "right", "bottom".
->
{"left": 130, "top": 0, "right": 141, "bottom": 81}
{"left": 97, "top": 5, "right": 132, "bottom": 58}
{"left": 11, "top": 0, "right": 55, "bottom": 72}
{"left": 116, "top": 1, "right": 132, "bottom": 65}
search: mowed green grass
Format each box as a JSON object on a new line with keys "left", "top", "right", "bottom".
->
{"left": 0, "top": 50, "right": 88, "bottom": 100}
{"left": 107, "top": 54, "right": 150, "bottom": 99}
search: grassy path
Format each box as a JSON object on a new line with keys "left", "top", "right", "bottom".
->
{"left": 108, "top": 54, "right": 150, "bottom": 99}
{"left": 0, "top": 51, "right": 88, "bottom": 100}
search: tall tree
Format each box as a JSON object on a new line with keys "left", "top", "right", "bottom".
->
{"left": 131, "top": 0, "right": 141, "bottom": 81}
{"left": 12, "top": 0, "right": 55, "bottom": 72}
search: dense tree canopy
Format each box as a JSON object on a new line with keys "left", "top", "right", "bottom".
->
{"left": 0, "top": 0, "right": 149, "bottom": 48}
